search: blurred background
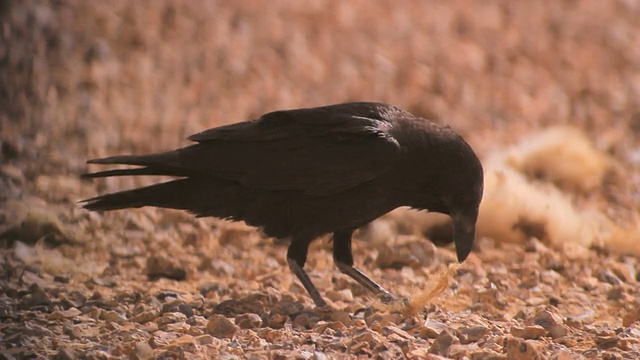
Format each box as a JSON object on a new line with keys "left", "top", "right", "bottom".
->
{"left": 4, "top": 0, "right": 640, "bottom": 232}
{"left": 2, "top": 1, "right": 640, "bottom": 358}
{"left": 4, "top": 1, "right": 640, "bottom": 162}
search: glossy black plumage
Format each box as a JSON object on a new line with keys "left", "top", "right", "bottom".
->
{"left": 82, "top": 102, "right": 484, "bottom": 306}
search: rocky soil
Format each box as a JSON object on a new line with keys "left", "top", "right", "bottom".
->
{"left": 1, "top": 1, "right": 639, "bottom": 359}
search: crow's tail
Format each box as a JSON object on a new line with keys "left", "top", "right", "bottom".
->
{"left": 81, "top": 152, "right": 186, "bottom": 179}
{"left": 82, "top": 151, "right": 208, "bottom": 212}
{"left": 81, "top": 179, "right": 193, "bottom": 211}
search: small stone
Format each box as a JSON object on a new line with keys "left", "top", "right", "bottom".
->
{"left": 208, "top": 259, "right": 236, "bottom": 276}
{"left": 601, "top": 351, "right": 624, "bottom": 360}
{"left": 469, "top": 349, "right": 504, "bottom": 359}
{"left": 372, "top": 342, "right": 405, "bottom": 359}
{"left": 458, "top": 326, "right": 488, "bottom": 344}
{"left": 519, "top": 270, "right": 540, "bottom": 289}
{"left": 511, "top": 325, "right": 546, "bottom": 340}
{"left": 157, "top": 312, "right": 188, "bottom": 327}
{"left": 378, "top": 313, "right": 403, "bottom": 326}
{"left": 132, "top": 309, "right": 160, "bottom": 324}
{"left": 61, "top": 291, "right": 87, "bottom": 308}
{"left": 47, "top": 308, "right": 82, "bottom": 321}
{"left": 313, "top": 351, "right": 328, "bottom": 360}
{"left": 92, "top": 276, "right": 117, "bottom": 287}
{"left": 165, "top": 335, "right": 198, "bottom": 354}
{"left": 382, "top": 325, "right": 413, "bottom": 340}
{"left": 609, "top": 262, "right": 635, "bottom": 282}
{"left": 525, "top": 297, "right": 548, "bottom": 306}
{"left": 235, "top": 313, "right": 263, "bottom": 329}
{"left": 162, "top": 299, "right": 195, "bottom": 317}
{"left": 195, "top": 334, "right": 214, "bottom": 345}
{"left": 607, "top": 286, "right": 626, "bottom": 301}
{"left": 187, "top": 315, "right": 209, "bottom": 328}
{"left": 166, "top": 321, "right": 191, "bottom": 333}
{"left": 54, "top": 346, "right": 76, "bottom": 360}
{"left": 146, "top": 255, "right": 187, "bottom": 281}
{"left": 268, "top": 312, "right": 289, "bottom": 328}
{"left": 472, "top": 284, "right": 508, "bottom": 310}
{"left": 326, "top": 321, "right": 347, "bottom": 332}
{"left": 291, "top": 311, "right": 319, "bottom": 329}
{"left": 533, "top": 309, "right": 567, "bottom": 339}
{"left": 150, "top": 330, "right": 181, "bottom": 348}
{"left": 155, "top": 290, "right": 181, "bottom": 302}
{"left": 102, "top": 310, "right": 127, "bottom": 324}
{"left": 330, "top": 310, "right": 354, "bottom": 326}
{"left": 552, "top": 349, "right": 575, "bottom": 360}
{"left": 199, "top": 282, "right": 224, "bottom": 298}
{"left": 420, "top": 319, "right": 448, "bottom": 339}
{"left": 577, "top": 276, "right": 599, "bottom": 290}
{"left": 595, "top": 336, "right": 619, "bottom": 349}
{"left": 428, "top": 329, "right": 456, "bottom": 356}
{"left": 135, "top": 341, "right": 154, "bottom": 359}
{"left": 504, "top": 336, "right": 543, "bottom": 360}
{"left": 597, "top": 270, "right": 623, "bottom": 285}
{"left": 21, "top": 286, "right": 51, "bottom": 309}
{"left": 326, "top": 289, "right": 354, "bottom": 303}
{"left": 54, "top": 274, "right": 70, "bottom": 283}
{"left": 622, "top": 308, "right": 640, "bottom": 327}
{"left": 206, "top": 314, "right": 238, "bottom": 339}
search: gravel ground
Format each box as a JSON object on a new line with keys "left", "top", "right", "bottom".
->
{"left": 2, "top": 1, "right": 640, "bottom": 359}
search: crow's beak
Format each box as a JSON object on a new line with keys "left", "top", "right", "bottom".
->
{"left": 452, "top": 211, "right": 478, "bottom": 262}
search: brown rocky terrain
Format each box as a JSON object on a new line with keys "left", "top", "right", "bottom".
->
{"left": 1, "top": 1, "right": 639, "bottom": 358}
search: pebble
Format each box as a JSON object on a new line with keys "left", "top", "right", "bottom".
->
{"left": 199, "top": 282, "right": 225, "bottom": 297}
{"left": 291, "top": 311, "right": 319, "bottom": 329}
{"left": 195, "top": 334, "right": 215, "bottom": 345}
{"left": 420, "top": 319, "right": 449, "bottom": 339}
{"left": 607, "top": 286, "right": 626, "bottom": 301}
{"left": 60, "top": 290, "right": 87, "bottom": 309}
{"left": 457, "top": 326, "right": 488, "bottom": 344}
{"left": 206, "top": 314, "right": 238, "bottom": 339}
{"left": 577, "top": 276, "right": 599, "bottom": 290}
{"left": 608, "top": 262, "right": 635, "bottom": 282}
{"left": 235, "top": 313, "right": 263, "bottom": 329}
{"left": 504, "top": 336, "right": 543, "bottom": 360}
{"left": 166, "top": 321, "right": 191, "bottom": 333}
{"left": 54, "top": 346, "right": 76, "bottom": 360}
{"left": 156, "top": 312, "right": 188, "bottom": 326}
{"left": 101, "top": 310, "right": 127, "bottom": 324}
{"left": 162, "top": 302, "right": 195, "bottom": 318}
{"left": 472, "top": 284, "right": 508, "bottom": 310}
{"left": 134, "top": 341, "right": 154, "bottom": 359}
{"left": 21, "top": 286, "right": 51, "bottom": 309}
{"left": 511, "top": 325, "right": 546, "bottom": 340}
{"left": 330, "top": 310, "right": 354, "bottom": 326}
{"left": 325, "top": 289, "right": 354, "bottom": 303}
{"left": 267, "top": 312, "right": 288, "bottom": 329}
{"left": 595, "top": 335, "right": 619, "bottom": 349}
{"left": 47, "top": 308, "right": 81, "bottom": 321}
{"left": 146, "top": 255, "right": 187, "bottom": 281}
{"left": 375, "top": 242, "right": 420, "bottom": 269}
{"left": 155, "top": 290, "right": 181, "bottom": 302}
{"left": 150, "top": 330, "right": 181, "bottom": 348}
{"left": 533, "top": 309, "right": 568, "bottom": 339}
{"left": 428, "top": 329, "right": 455, "bottom": 356}
{"left": 597, "top": 270, "right": 623, "bottom": 285}
{"left": 132, "top": 309, "right": 160, "bottom": 324}
{"left": 622, "top": 308, "right": 640, "bottom": 327}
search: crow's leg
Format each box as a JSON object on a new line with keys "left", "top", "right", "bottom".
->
{"left": 332, "top": 230, "right": 396, "bottom": 303}
{"left": 287, "top": 238, "right": 327, "bottom": 307}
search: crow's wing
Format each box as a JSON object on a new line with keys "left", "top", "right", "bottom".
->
{"left": 181, "top": 103, "right": 402, "bottom": 195}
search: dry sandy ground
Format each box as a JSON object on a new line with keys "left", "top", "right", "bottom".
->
{"left": 1, "top": 1, "right": 640, "bottom": 359}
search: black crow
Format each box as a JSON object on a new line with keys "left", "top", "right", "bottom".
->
{"left": 82, "top": 102, "right": 483, "bottom": 307}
